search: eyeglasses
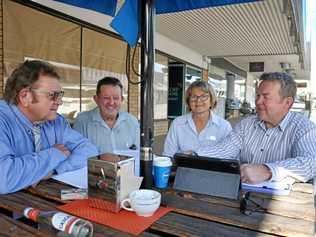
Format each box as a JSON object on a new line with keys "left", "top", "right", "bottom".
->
{"left": 30, "top": 88, "right": 64, "bottom": 101}
{"left": 189, "top": 94, "right": 209, "bottom": 102}
{"left": 240, "top": 192, "right": 265, "bottom": 216}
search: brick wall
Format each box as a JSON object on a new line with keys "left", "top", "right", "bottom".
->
{"left": 154, "top": 119, "right": 169, "bottom": 136}
{"left": 128, "top": 46, "right": 140, "bottom": 118}
{"left": 0, "top": 0, "right": 3, "bottom": 98}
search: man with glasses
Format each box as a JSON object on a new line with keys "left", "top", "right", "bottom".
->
{"left": 198, "top": 72, "right": 316, "bottom": 184}
{"left": 0, "top": 60, "right": 98, "bottom": 194}
{"left": 73, "top": 77, "right": 139, "bottom": 154}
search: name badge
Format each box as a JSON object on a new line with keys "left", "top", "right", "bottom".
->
{"left": 208, "top": 136, "right": 216, "bottom": 141}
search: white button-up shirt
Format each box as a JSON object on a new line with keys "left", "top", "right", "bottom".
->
{"left": 163, "top": 111, "right": 232, "bottom": 157}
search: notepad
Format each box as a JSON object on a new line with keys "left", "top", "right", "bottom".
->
{"left": 53, "top": 167, "right": 87, "bottom": 189}
{"left": 241, "top": 177, "right": 295, "bottom": 195}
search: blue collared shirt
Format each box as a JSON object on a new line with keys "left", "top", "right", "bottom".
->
{"left": 198, "top": 112, "right": 316, "bottom": 182}
{"left": 163, "top": 111, "right": 232, "bottom": 157}
{"left": 0, "top": 100, "right": 98, "bottom": 194}
{"left": 73, "top": 107, "right": 140, "bottom": 154}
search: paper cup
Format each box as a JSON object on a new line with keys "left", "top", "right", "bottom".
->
{"left": 153, "top": 156, "right": 172, "bottom": 188}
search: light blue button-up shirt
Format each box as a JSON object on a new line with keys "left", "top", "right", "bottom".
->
{"left": 0, "top": 100, "right": 98, "bottom": 194}
{"left": 163, "top": 111, "right": 232, "bottom": 157}
{"left": 198, "top": 112, "right": 316, "bottom": 182}
{"left": 73, "top": 107, "right": 140, "bottom": 154}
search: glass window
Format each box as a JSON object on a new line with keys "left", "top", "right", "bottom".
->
{"left": 154, "top": 54, "right": 168, "bottom": 119}
{"left": 3, "top": 0, "right": 81, "bottom": 121}
{"left": 235, "top": 77, "right": 246, "bottom": 102}
{"left": 184, "top": 66, "right": 202, "bottom": 113}
{"left": 185, "top": 66, "right": 202, "bottom": 92}
{"left": 81, "top": 28, "right": 128, "bottom": 113}
{"left": 208, "top": 77, "right": 227, "bottom": 98}
{"left": 3, "top": 1, "right": 130, "bottom": 123}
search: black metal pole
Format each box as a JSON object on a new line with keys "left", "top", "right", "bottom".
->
{"left": 140, "top": 0, "right": 155, "bottom": 188}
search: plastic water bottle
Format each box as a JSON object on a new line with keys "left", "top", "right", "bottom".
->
{"left": 24, "top": 207, "right": 93, "bottom": 237}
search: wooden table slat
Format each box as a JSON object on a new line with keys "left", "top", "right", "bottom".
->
{"left": 152, "top": 212, "right": 278, "bottom": 237}
{"left": 1, "top": 180, "right": 314, "bottom": 237}
{"left": 0, "top": 213, "right": 43, "bottom": 237}
{"left": 163, "top": 193, "right": 314, "bottom": 237}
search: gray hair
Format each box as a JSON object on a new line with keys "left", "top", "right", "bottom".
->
{"left": 185, "top": 80, "right": 217, "bottom": 110}
{"left": 259, "top": 72, "right": 296, "bottom": 99}
{"left": 4, "top": 60, "right": 60, "bottom": 104}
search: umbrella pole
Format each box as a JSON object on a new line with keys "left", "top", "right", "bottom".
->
{"left": 140, "top": 0, "right": 155, "bottom": 188}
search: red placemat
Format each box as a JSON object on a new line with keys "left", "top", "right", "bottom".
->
{"left": 58, "top": 198, "right": 173, "bottom": 235}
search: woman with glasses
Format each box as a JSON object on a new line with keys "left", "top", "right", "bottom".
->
{"left": 163, "top": 80, "right": 232, "bottom": 157}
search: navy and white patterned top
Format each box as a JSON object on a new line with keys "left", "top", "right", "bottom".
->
{"left": 198, "top": 111, "right": 316, "bottom": 182}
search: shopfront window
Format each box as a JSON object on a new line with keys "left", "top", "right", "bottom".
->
{"left": 154, "top": 54, "right": 168, "bottom": 119}
{"left": 235, "top": 77, "right": 246, "bottom": 102}
{"left": 185, "top": 66, "right": 202, "bottom": 92}
{"left": 3, "top": 0, "right": 81, "bottom": 120}
{"left": 81, "top": 28, "right": 128, "bottom": 113}
{"left": 3, "top": 1, "right": 128, "bottom": 123}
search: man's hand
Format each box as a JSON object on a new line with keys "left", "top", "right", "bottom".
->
{"left": 240, "top": 164, "right": 272, "bottom": 184}
{"left": 54, "top": 144, "right": 71, "bottom": 157}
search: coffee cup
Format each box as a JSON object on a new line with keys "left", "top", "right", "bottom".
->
{"left": 153, "top": 156, "right": 172, "bottom": 188}
{"left": 120, "top": 189, "right": 161, "bottom": 217}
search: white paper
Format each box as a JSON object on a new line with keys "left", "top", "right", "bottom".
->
{"left": 241, "top": 177, "right": 295, "bottom": 195}
{"left": 242, "top": 177, "right": 295, "bottom": 190}
{"left": 119, "top": 161, "right": 143, "bottom": 201}
{"left": 52, "top": 167, "right": 87, "bottom": 189}
{"left": 114, "top": 149, "right": 140, "bottom": 176}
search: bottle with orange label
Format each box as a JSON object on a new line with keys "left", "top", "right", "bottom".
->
{"left": 23, "top": 207, "right": 93, "bottom": 237}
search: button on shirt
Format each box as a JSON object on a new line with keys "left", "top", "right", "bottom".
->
{"left": 163, "top": 111, "right": 232, "bottom": 157}
{"left": 73, "top": 107, "right": 140, "bottom": 154}
{"left": 198, "top": 112, "right": 316, "bottom": 182}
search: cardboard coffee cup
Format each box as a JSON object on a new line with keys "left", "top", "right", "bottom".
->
{"left": 153, "top": 156, "right": 172, "bottom": 188}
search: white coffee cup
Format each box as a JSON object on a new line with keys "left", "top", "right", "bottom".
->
{"left": 120, "top": 189, "right": 161, "bottom": 217}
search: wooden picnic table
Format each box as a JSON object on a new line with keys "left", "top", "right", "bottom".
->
{"left": 0, "top": 180, "right": 314, "bottom": 236}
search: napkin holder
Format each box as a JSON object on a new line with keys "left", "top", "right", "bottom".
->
{"left": 88, "top": 153, "right": 142, "bottom": 212}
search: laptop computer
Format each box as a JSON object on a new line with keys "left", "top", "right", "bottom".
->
{"left": 173, "top": 153, "right": 241, "bottom": 199}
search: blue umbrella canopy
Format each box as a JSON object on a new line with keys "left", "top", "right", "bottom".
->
{"left": 55, "top": 0, "right": 261, "bottom": 46}
{"left": 112, "top": 0, "right": 261, "bottom": 46}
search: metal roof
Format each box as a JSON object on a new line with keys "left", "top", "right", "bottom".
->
{"left": 156, "top": 0, "right": 309, "bottom": 80}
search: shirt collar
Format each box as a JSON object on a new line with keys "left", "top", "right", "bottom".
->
{"left": 10, "top": 103, "right": 34, "bottom": 130}
{"left": 92, "top": 107, "right": 127, "bottom": 126}
{"left": 187, "top": 110, "right": 218, "bottom": 126}
{"left": 255, "top": 111, "right": 292, "bottom": 132}
{"left": 278, "top": 111, "right": 292, "bottom": 131}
